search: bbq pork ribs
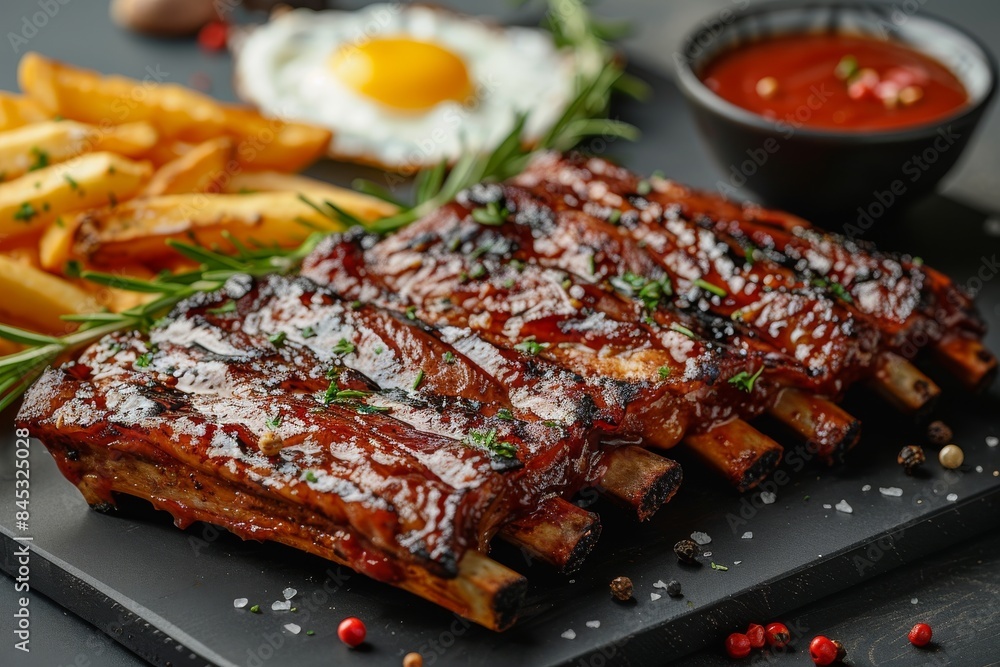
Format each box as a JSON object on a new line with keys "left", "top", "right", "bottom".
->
{"left": 17, "top": 152, "right": 995, "bottom": 630}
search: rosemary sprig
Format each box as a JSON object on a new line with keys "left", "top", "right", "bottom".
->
{"left": 0, "top": 235, "right": 325, "bottom": 412}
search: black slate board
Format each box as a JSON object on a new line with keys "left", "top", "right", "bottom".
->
{"left": 2, "top": 64, "right": 1000, "bottom": 667}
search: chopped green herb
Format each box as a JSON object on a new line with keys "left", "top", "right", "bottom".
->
{"left": 107, "top": 191, "right": 117, "bottom": 208}
{"left": 509, "top": 259, "right": 526, "bottom": 272}
{"left": 249, "top": 604, "right": 261, "bottom": 614}
{"left": 834, "top": 54, "right": 859, "bottom": 81}
{"left": 268, "top": 331, "right": 287, "bottom": 347}
{"left": 728, "top": 365, "right": 764, "bottom": 393}
{"left": 13, "top": 202, "right": 37, "bottom": 223}
{"left": 607, "top": 209, "right": 622, "bottom": 225}
{"left": 54, "top": 216, "right": 65, "bottom": 228}
{"left": 587, "top": 254, "right": 597, "bottom": 276}
{"left": 710, "top": 562, "right": 729, "bottom": 571}
{"left": 514, "top": 339, "right": 549, "bottom": 356}
{"left": 730, "top": 309, "right": 745, "bottom": 322}
{"left": 744, "top": 245, "right": 755, "bottom": 266}
{"left": 134, "top": 352, "right": 153, "bottom": 368}
{"left": 636, "top": 179, "right": 651, "bottom": 195}
{"left": 265, "top": 414, "right": 282, "bottom": 430}
{"left": 373, "top": 345, "right": 384, "bottom": 355}
{"left": 471, "top": 200, "right": 510, "bottom": 225}
{"left": 615, "top": 272, "right": 673, "bottom": 310}
{"left": 355, "top": 404, "right": 391, "bottom": 414}
{"left": 304, "top": 470, "right": 318, "bottom": 483}
{"left": 812, "top": 277, "right": 854, "bottom": 304}
{"left": 405, "top": 306, "right": 417, "bottom": 320}
{"left": 63, "top": 173, "right": 79, "bottom": 190}
{"left": 502, "top": 277, "right": 515, "bottom": 289}
{"left": 306, "top": 630, "right": 315, "bottom": 636}
{"left": 325, "top": 367, "right": 341, "bottom": 381}
{"left": 466, "top": 428, "right": 517, "bottom": 459}
{"left": 63, "top": 259, "right": 82, "bottom": 278}
{"left": 443, "top": 351, "right": 455, "bottom": 364}
{"left": 29, "top": 147, "right": 49, "bottom": 171}
{"left": 300, "top": 325, "right": 316, "bottom": 338}
{"left": 657, "top": 366, "right": 671, "bottom": 380}
{"left": 469, "top": 242, "right": 493, "bottom": 260}
{"left": 693, "top": 278, "right": 727, "bottom": 298}
{"left": 350, "top": 300, "right": 362, "bottom": 310}
{"left": 669, "top": 323, "right": 697, "bottom": 340}
{"left": 496, "top": 408, "right": 514, "bottom": 421}
{"left": 207, "top": 300, "right": 237, "bottom": 315}
{"left": 332, "top": 338, "right": 355, "bottom": 356}
{"left": 469, "top": 263, "right": 487, "bottom": 279}
{"left": 107, "top": 165, "right": 116, "bottom": 175}
{"left": 543, "top": 420, "right": 561, "bottom": 428}
{"left": 323, "top": 386, "right": 369, "bottom": 406}
{"left": 412, "top": 369, "right": 425, "bottom": 390}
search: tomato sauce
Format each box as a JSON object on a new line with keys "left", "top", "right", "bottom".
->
{"left": 700, "top": 33, "right": 968, "bottom": 131}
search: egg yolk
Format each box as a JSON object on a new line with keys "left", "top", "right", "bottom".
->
{"left": 330, "top": 37, "right": 474, "bottom": 111}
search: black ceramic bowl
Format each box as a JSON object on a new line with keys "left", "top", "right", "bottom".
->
{"left": 675, "top": 1, "right": 997, "bottom": 222}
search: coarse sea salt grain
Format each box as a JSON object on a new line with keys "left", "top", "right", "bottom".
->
{"left": 283, "top": 587, "right": 297, "bottom": 600}
{"left": 911, "top": 598, "right": 919, "bottom": 604}
{"left": 836, "top": 500, "right": 853, "bottom": 514}
{"left": 880, "top": 487, "right": 904, "bottom": 497}
{"left": 947, "top": 493, "right": 958, "bottom": 502}
{"left": 760, "top": 491, "right": 777, "bottom": 504}
{"left": 734, "top": 561, "right": 742, "bottom": 565}
{"left": 650, "top": 593, "right": 662, "bottom": 601}
{"left": 653, "top": 580, "right": 668, "bottom": 589}
{"left": 586, "top": 620, "right": 601, "bottom": 629}
{"left": 862, "top": 484, "right": 872, "bottom": 492}
{"left": 703, "top": 551, "right": 713, "bottom": 558}
{"left": 272, "top": 600, "right": 292, "bottom": 611}
{"left": 823, "top": 504, "right": 833, "bottom": 509}
{"left": 284, "top": 623, "right": 301, "bottom": 635}
{"left": 986, "top": 436, "right": 998, "bottom": 448}
{"left": 233, "top": 598, "right": 248, "bottom": 609}
{"left": 691, "top": 531, "right": 712, "bottom": 545}
{"left": 976, "top": 466, "right": 984, "bottom": 473}
{"left": 561, "top": 629, "right": 576, "bottom": 640}
{"left": 742, "top": 532, "right": 753, "bottom": 539}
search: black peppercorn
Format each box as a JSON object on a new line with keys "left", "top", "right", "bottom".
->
{"left": 673, "top": 539, "right": 699, "bottom": 564}
{"left": 666, "top": 579, "right": 682, "bottom": 597}
{"left": 897, "top": 444, "right": 926, "bottom": 475}
{"left": 926, "top": 420, "right": 953, "bottom": 446}
{"left": 609, "top": 576, "right": 633, "bottom": 601}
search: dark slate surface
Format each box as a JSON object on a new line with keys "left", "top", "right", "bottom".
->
{"left": 1, "top": 1, "right": 1000, "bottom": 666}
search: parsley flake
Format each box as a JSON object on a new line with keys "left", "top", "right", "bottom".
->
{"left": 728, "top": 366, "right": 764, "bottom": 393}
{"left": 514, "top": 339, "right": 549, "bottom": 356}
{"left": 466, "top": 429, "right": 517, "bottom": 459}
{"left": 332, "top": 338, "right": 355, "bottom": 356}
{"left": 471, "top": 200, "right": 510, "bottom": 225}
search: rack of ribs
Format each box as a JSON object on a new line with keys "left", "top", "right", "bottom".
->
{"left": 17, "top": 152, "right": 994, "bottom": 630}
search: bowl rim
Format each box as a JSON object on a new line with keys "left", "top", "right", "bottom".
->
{"left": 675, "top": 0, "right": 999, "bottom": 142}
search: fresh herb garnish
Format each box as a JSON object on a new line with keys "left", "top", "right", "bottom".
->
{"left": 207, "top": 300, "right": 237, "bottom": 315}
{"left": 268, "top": 331, "right": 287, "bottom": 347}
{"left": 466, "top": 428, "right": 517, "bottom": 459}
{"left": 405, "top": 306, "right": 417, "bottom": 320}
{"left": 443, "top": 351, "right": 456, "bottom": 364}
{"left": 471, "top": 200, "right": 510, "bottom": 225}
{"left": 693, "top": 278, "right": 727, "bottom": 298}
{"left": 812, "top": 277, "right": 854, "bottom": 304}
{"left": 304, "top": 470, "right": 318, "bottom": 483}
{"left": 514, "top": 339, "right": 549, "bottom": 356}
{"left": 607, "top": 209, "right": 622, "bottom": 225}
{"left": 710, "top": 562, "right": 729, "bottom": 572}
{"left": 332, "top": 338, "right": 355, "bottom": 356}
{"left": 301, "top": 326, "right": 317, "bottom": 339}
{"left": 496, "top": 408, "right": 514, "bottom": 420}
{"left": 265, "top": 414, "right": 282, "bottom": 429}
{"left": 728, "top": 366, "right": 764, "bottom": 393}
{"left": 134, "top": 352, "right": 152, "bottom": 368}
{"left": 669, "top": 323, "right": 697, "bottom": 340}
{"left": 29, "top": 147, "right": 49, "bottom": 171}
{"left": 615, "top": 272, "right": 673, "bottom": 310}
{"left": 411, "top": 369, "right": 425, "bottom": 390}
{"left": 13, "top": 202, "right": 37, "bottom": 223}
{"left": 657, "top": 366, "right": 671, "bottom": 380}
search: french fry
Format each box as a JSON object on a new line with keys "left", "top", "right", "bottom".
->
{"left": 0, "top": 92, "right": 49, "bottom": 131}
{"left": 91, "top": 121, "right": 159, "bottom": 157}
{"left": 38, "top": 215, "right": 77, "bottom": 271}
{"left": 73, "top": 190, "right": 391, "bottom": 267}
{"left": 19, "top": 52, "right": 331, "bottom": 172}
{"left": 0, "top": 120, "right": 157, "bottom": 181}
{"left": 143, "top": 139, "right": 194, "bottom": 167}
{"left": 142, "top": 137, "right": 233, "bottom": 197}
{"left": 0, "top": 254, "right": 100, "bottom": 333}
{"left": 0, "top": 151, "right": 152, "bottom": 240}
{"left": 225, "top": 170, "right": 401, "bottom": 216}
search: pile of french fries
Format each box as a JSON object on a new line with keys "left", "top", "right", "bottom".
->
{"left": 0, "top": 53, "right": 398, "bottom": 352}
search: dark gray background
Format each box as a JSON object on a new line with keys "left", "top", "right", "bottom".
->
{"left": 1, "top": 1, "right": 999, "bottom": 666}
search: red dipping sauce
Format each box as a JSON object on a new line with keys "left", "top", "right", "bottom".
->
{"left": 701, "top": 33, "right": 969, "bottom": 131}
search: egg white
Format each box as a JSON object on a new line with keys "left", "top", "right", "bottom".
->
{"left": 234, "top": 5, "right": 580, "bottom": 170}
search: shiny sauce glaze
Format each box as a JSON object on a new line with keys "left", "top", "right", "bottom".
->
{"left": 700, "top": 33, "right": 968, "bottom": 131}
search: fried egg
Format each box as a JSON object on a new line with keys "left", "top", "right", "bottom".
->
{"left": 233, "top": 4, "right": 580, "bottom": 170}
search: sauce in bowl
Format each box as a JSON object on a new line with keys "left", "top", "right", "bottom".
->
{"left": 700, "top": 33, "right": 969, "bottom": 132}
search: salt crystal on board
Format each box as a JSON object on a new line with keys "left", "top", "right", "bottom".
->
{"left": 283, "top": 587, "right": 297, "bottom": 600}
{"left": 862, "top": 484, "right": 872, "bottom": 492}
{"left": 561, "top": 629, "right": 576, "bottom": 640}
{"left": 880, "top": 487, "right": 904, "bottom": 497}
{"left": 947, "top": 493, "right": 958, "bottom": 501}
{"left": 835, "top": 500, "right": 853, "bottom": 514}
{"left": 911, "top": 598, "right": 919, "bottom": 604}
{"left": 986, "top": 436, "right": 998, "bottom": 447}
{"left": 976, "top": 466, "right": 984, "bottom": 473}
{"left": 760, "top": 491, "right": 776, "bottom": 504}
{"left": 742, "top": 532, "right": 753, "bottom": 539}
{"left": 272, "top": 600, "right": 291, "bottom": 611}
{"left": 650, "top": 593, "right": 662, "bottom": 601}
{"left": 653, "top": 580, "right": 668, "bottom": 589}
{"left": 823, "top": 504, "right": 832, "bottom": 509}
{"left": 284, "top": 623, "right": 301, "bottom": 634}
{"left": 233, "top": 598, "right": 248, "bottom": 609}
{"left": 586, "top": 620, "right": 601, "bottom": 629}
{"left": 690, "top": 531, "right": 712, "bottom": 545}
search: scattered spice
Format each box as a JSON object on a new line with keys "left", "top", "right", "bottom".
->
{"left": 939, "top": 444, "right": 964, "bottom": 469}
{"left": 908, "top": 622, "right": 932, "bottom": 647}
{"left": 926, "top": 420, "right": 953, "bottom": 445}
{"left": 897, "top": 444, "right": 925, "bottom": 475}
{"left": 609, "top": 575, "right": 633, "bottom": 601}
{"left": 337, "top": 617, "right": 366, "bottom": 648}
{"left": 725, "top": 633, "right": 752, "bottom": 659}
{"left": 673, "top": 539, "right": 699, "bottom": 564}
{"left": 765, "top": 622, "right": 791, "bottom": 648}
{"left": 666, "top": 580, "right": 682, "bottom": 597}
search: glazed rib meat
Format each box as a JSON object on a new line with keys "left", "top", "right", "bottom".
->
{"left": 19, "top": 273, "right": 678, "bottom": 630}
